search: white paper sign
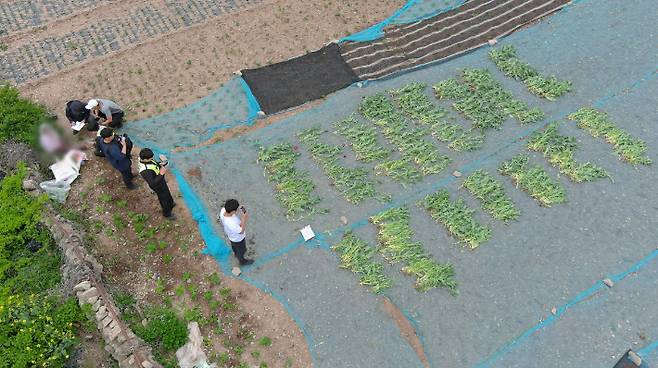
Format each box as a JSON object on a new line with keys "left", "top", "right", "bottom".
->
{"left": 71, "top": 120, "right": 85, "bottom": 131}
{"left": 300, "top": 225, "right": 315, "bottom": 241}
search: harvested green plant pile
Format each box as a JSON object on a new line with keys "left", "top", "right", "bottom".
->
{"left": 298, "top": 127, "right": 378, "bottom": 204}
{"left": 528, "top": 122, "right": 608, "bottom": 182}
{"left": 370, "top": 207, "right": 457, "bottom": 293}
{"left": 462, "top": 169, "right": 520, "bottom": 222}
{"left": 360, "top": 94, "right": 451, "bottom": 176}
{"left": 390, "top": 82, "right": 484, "bottom": 152}
{"left": 333, "top": 117, "right": 390, "bottom": 162}
{"left": 258, "top": 143, "right": 321, "bottom": 220}
{"left": 332, "top": 232, "right": 392, "bottom": 293}
{"left": 499, "top": 154, "right": 566, "bottom": 206}
{"left": 420, "top": 189, "right": 491, "bottom": 248}
{"left": 434, "top": 69, "right": 544, "bottom": 129}
{"left": 489, "top": 45, "right": 572, "bottom": 100}
{"left": 568, "top": 107, "right": 652, "bottom": 165}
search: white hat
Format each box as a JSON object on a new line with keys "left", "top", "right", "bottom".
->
{"left": 85, "top": 99, "right": 99, "bottom": 110}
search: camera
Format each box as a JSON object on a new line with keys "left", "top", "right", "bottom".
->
{"left": 240, "top": 205, "right": 246, "bottom": 214}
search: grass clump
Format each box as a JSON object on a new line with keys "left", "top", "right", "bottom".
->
{"left": 0, "top": 84, "right": 49, "bottom": 146}
{"left": 332, "top": 232, "right": 392, "bottom": 293}
{"left": 374, "top": 158, "right": 423, "bottom": 186}
{"left": 462, "top": 169, "right": 520, "bottom": 222}
{"left": 333, "top": 117, "right": 390, "bottom": 162}
{"left": 258, "top": 143, "right": 322, "bottom": 220}
{"left": 528, "top": 122, "right": 609, "bottom": 182}
{"left": 434, "top": 69, "right": 544, "bottom": 129}
{"left": 420, "top": 189, "right": 491, "bottom": 248}
{"left": 297, "top": 127, "right": 378, "bottom": 204}
{"left": 568, "top": 107, "right": 651, "bottom": 165}
{"left": 134, "top": 307, "right": 188, "bottom": 352}
{"left": 499, "top": 154, "right": 566, "bottom": 206}
{"left": 370, "top": 207, "right": 457, "bottom": 293}
{"left": 360, "top": 94, "right": 451, "bottom": 177}
{"left": 390, "top": 82, "right": 484, "bottom": 152}
{"left": 489, "top": 45, "right": 572, "bottom": 100}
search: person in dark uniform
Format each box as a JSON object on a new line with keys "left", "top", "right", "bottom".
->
{"left": 98, "top": 128, "right": 136, "bottom": 189}
{"left": 138, "top": 148, "right": 176, "bottom": 220}
{"left": 65, "top": 100, "right": 99, "bottom": 133}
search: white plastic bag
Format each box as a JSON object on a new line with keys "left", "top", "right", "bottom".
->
{"left": 39, "top": 180, "right": 71, "bottom": 203}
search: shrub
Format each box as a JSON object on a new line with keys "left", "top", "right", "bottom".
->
{"left": 0, "top": 85, "right": 48, "bottom": 146}
{"left": 135, "top": 307, "right": 188, "bottom": 352}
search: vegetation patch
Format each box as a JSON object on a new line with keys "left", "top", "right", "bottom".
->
{"left": 528, "top": 122, "right": 609, "bottom": 182}
{"left": 390, "top": 82, "right": 484, "bottom": 152}
{"left": 420, "top": 189, "right": 491, "bottom": 248}
{"left": 499, "top": 154, "right": 567, "bottom": 206}
{"left": 258, "top": 143, "right": 322, "bottom": 220}
{"left": 489, "top": 45, "right": 572, "bottom": 100}
{"left": 360, "top": 94, "right": 452, "bottom": 177}
{"left": 0, "top": 85, "right": 49, "bottom": 146}
{"left": 374, "top": 158, "right": 423, "bottom": 186}
{"left": 332, "top": 232, "right": 392, "bottom": 293}
{"left": 568, "top": 107, "right": 652, "bottom": 165}
{"left": 333, "top": 117, "right": 390, "bottom": 162}
{"left": 434, "top": 69, "right": 544, "bottom": 129}
{"left": 298, "top": 127, "right": 379, "bottom": 204}
{"left": 370, "top": 207, "right": 457, "bottom": 293}
{"left": 462, "top": 169, "right": 520, "bottom": 223}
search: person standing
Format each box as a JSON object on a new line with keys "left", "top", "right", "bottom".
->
{"left": 219, "top": 199, "right": 254, "bottom": 265}
{"left": 138, "top": 148, "right": 176, "bottom": 220}
{"left": 98, "top": 128, "right": 135, "bottom": 189}
{"left": 86, "top": 99, "right": 125, "bottom": 128}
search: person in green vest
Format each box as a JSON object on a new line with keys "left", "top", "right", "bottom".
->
{"left": 138, "top": 148, "right": 176, "bottom": 220}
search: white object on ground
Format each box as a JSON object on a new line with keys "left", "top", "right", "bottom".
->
{"left": 71, "top": 120, "right": 86, "bottom": 131}
{"left": 175, "top": 322, "right": 218, "bottom": 368}
{"left": 40, "top": 149, "right": 87, "bottom": 203}
{"left": 300, "top": 225, "right": 315, "bottom": 241}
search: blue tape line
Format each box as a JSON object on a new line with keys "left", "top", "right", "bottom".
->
{"left": 475, "top": 248, "right": 658, "bottom": 368}
{"left": 239, "top": 76, "right": 262, "bottom": 119}
{"left": 391, "top": 0, "right": 466, "bottom": 25}
{"left": 638, "top": 339, "right": 658, "bottom": 359}
{"left": 340, "top": 0, "right": 421, "bottom": 43}
{"left": 240, "top": 275, "right": 319, "bottom": 366}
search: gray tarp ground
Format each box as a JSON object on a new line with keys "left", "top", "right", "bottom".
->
{"left": 128, "top": 0, "right": 658, "bottom": 366}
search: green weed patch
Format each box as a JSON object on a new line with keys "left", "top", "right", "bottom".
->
{"left": 462, "top": 169, "right": 520, "bottom": 223}
{"left": 298, "top": 127, "right": 378, "bottom": 204}
{"left": 528, "top": 122, "right": 609, "bottom": 182}
{"left": 499, "top": 154, "right": 566, "bottom": 206}
{"left": 489, "top": 45, "right": 572, "bottom": 100}
{"left": 434, "top": 69, "right": 544, "bottom": 129}
{"left": 360, "top": 94, "right": 451, "bottom": 176}
{"left": 568, "top": 107, "right": 652, "bottom": 165}
{"left": 257, "top": 143, "right": 322, "bottom": 220}
{"left": 0, "top": 85, "right": 49, "bottom": 146}
{"left": 390, "top": 82, "right": 484, "bottom": 151}
{"left": 370, "top": 207, "right": 457, "bottom": 293}
{"left": 374, "top": 158, "right": 423, "bottom": 186}
{"left": 332, "top": 232, "right": 392, "bottom": 293}
{"left": 333, "top": 117, "right": 390, "bottom": 162}
{"left": 420, "top": 189, "right": 491, "bottom": 248}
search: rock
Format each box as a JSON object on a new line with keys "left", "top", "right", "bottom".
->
{"left": 141, "top": 361, "right": 154, "bottom": 368}
{"left": 452, "top": 170, "right": 462, "bottom": 178}
{"left": 79, "top": 287, "right": 100, "bottom": 302}
{"left": 488, "top": 38, "right": 498, "bottom": 46}
{"left": 101, "top": 315, "right": 113, "bottom": 328}
{"left": 232, "top": 267, "right": 242, "bottom": 276}
{"left": 550, "top": 307, "right": 557, "bottom": 315}
{"left": 22, "top": 179, "right": 37, "bottom": 191}
{"left": 340, "top": 216, "right": 348, "bottom": 225}
{"left": 96, "top": 306, "right": 108, "bottom": 320}
{"left": 603, "top": 278, "right": 614, "bottom": 288}
{"left": 141, "top": 319, "right": 148, "bottom": 327}
{"left": 628, "top": 350, "right": 642, "bottom": 366}
{"left": 74, "top": 280, "right": 92, "bottom": 292}
{"left": 84, "top": 335, "right": 93, "bottom": 340}
{"left": 86, "top": 295, "right": 99, "bottom": 306}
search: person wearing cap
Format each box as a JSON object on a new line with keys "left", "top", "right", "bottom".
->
{"left": 138, "top": 148, "right": 176, "bottom": 220}
{"left": 86, "top": 99, "right": 125, "bottom": 129}
{"left": 98, "top": 128, "right": 135, "bottom": 189}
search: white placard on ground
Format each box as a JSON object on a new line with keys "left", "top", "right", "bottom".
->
{"left": 300, "top": 225, "right": 315, "bottom": 241}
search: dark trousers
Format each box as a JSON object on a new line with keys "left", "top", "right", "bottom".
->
{"left": 119, "top": 168, "right": 134, "bottom": 187}
{"left": 154, "top": 183, "right": 175, "bottom": 217}
{"left": 109, "top": 112, "right": 124, "bottom": 128}
{"left": 230, "top": 239, "right": 247, "bottom": 263}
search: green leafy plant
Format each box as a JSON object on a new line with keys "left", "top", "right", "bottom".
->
{"left": 134, "top": 307, "right": 188, "bottom": 352}
{"left": 333, "top": 117, "right": 390, "bottom": 162}
{"left": 434, "top": 69, "right": 544, "bottom": 129}
{"left": 0, "top": 85, "right": 49, "bottom": 146}
{"left": 462, "top": 169, "right": 520, "bottom": 222}
{"left": 258, "top": 336, "right": 272, "bottom": 347}
{"left": 420, "top": 189, "right": 491, "bottom": 248}
{"left": 374, "top": 158, "right": 422, "bottom": 185}
{"left": 390, "top": 83, "right": 484, "bottom": 151}
{"left": 331, "top": 232, "right": 392, "bottom": 293}
{"left": 258, "top": 143, "right": 322, "bottom": 220}
{"left": 568, "top": 107, "right": 651, "bottom": 165}
{"left": 370, "top": 207, "right": 457, "bottom": 293}
{"left": 360, "top": 94, "right": 451, "bottom": 176}
{"left": 499, "top": 154, "right": 566, "bottom": 206}
{"left": 489, "top": 45, "right": 572, "bottom": 100}
{"left": 527, "top": 122, "right": 609, "bottom": 182}
{"left": 298, "top": 127, "right": 378, "bottom": 203}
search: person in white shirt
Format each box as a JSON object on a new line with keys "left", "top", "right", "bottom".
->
{"left": 219, "top": 199, "right": 253, "bottom": 265}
